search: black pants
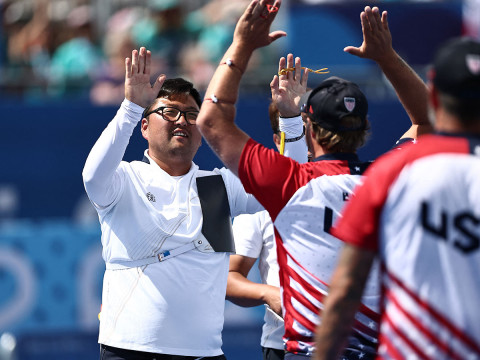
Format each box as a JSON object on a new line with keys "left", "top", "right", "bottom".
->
{"left": 284, "top": 353, "right": 309, "bottom": 360}
{"left": 262, "top": 347, "right": 285, "bottom": 360}
{"left": 100, "top": 344, "right": 227, "bottom": 360}
{"left": 284, "top": 349, "right": 375, "bottom": 360}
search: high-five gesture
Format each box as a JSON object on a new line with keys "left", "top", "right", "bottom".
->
{"left": 344, "top": 6, "right": 393, "bottom": 63}
{"left": 271, "top": 54, "right": 309, "bottom": 117}
{"left": 197, "top": 0, "right": 288, "bottom": 174}
{"left": 344, "top": 6, "right": 432, "bottom": 138}
{"left": 233, "top": 0, "right": 286, "bottom": 53}
{"left": 125, "top": 47, "right": 165, "bottom": 108}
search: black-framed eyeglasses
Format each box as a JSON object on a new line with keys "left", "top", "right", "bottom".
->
{"left": 144, "top": 106, "right": 199, "bottom": 125}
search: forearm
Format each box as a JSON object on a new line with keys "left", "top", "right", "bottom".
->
{"left": 207, "top": 42, "right": 253, "bottom": 105}
{"left": 377, "top": 50, "right": 431, "bottom": 130}
{"left": 82, "top": 99, "right": 143, "bottom": 206}
{"left": 197, "top": 42, "right": 253, "bottom": 172}
{"left": 227, "top": 272, "right": 279, "bottom": 308}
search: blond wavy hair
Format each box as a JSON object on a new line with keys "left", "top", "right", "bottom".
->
{"left": 310, "top": 115, "right": 370, "bottom": 153}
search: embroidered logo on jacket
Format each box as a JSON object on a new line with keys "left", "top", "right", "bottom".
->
{"left": 146, "top": 192, "right": 156, "bottom": 202}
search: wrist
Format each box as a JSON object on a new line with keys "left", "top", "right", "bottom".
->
{"left": 230, "top": 40, "right": 255, "bottom": 59}
{"left": 279, "top": 112, "right": 301, "bottom": 118}
{"left": 375, "top": 48, "right": 398, "bottom": 68}
{"left": 260, "top": 284, "right": 276, "bottom": 304}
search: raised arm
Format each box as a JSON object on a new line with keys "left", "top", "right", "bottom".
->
{"left": 82, "top": 47, "right": 165, "bottom": 207}
{"left": 344, "top": 6, "right": 433, "bottom": 139}
{"left": 196, "top": 0, "right": 286, "bottom": 175}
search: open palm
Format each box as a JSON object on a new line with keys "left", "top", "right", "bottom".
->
{"left": 125, "top": 47, "right": 165, "bottom": 108}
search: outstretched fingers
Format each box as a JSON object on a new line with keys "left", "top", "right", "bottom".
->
{"left": 381, "top": 10, "right": 389, "bottom": 31}
{"left": 126, "top": 47, "right": 150, "bottom": 76}
{"left": 144, "top": 50, "right": 152, "bottom": 75}
{"left": 301, "top": 66, "right": 309, "bottom": 88}
{"left": 343, "top": 10, "right": 366, "bottom": 57}
{"left": 278, "top": 56, "right": 286, "bottom": 77}
{"left": 152, "top": 74, "right": 166, "bottom": 95}
{"left": 270, "top": 75, "right": 279, "bottom": 98}
{"left": 125, "top": 50, "right": 138, "bottom": 79}
{"left": 286, "top": 53, "right": 294, "bottom": 80}
{"left": 131, "top": 49, "right": 139, "bottom": 74}
{"left": 370, "top": 7, "right": 383, "bottom": 32}
{"left": 249, "top": 0, "right": 265, "bottom": 19}
{"left": 294, "top": 56, "right": 302, "bottom": 83}
{"left": 244, "top": 0, "right": 259, "bottom": 19}
{"left": 138, "top": 47, "right": 146, "bottom": 74}
{"left": 269, "top": 30, "right": 287, "bottom": 44}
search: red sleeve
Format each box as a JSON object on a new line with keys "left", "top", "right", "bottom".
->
{"left": 238, "top": 139, "right": 308, "bottom": 221}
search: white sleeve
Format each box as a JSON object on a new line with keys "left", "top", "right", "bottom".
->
{"left": 82, "top": 99, "right": 144, "bottom": 208}
{"left": 280, "top": 115, "right": 308, "bottom": 164}
{"left": 232, "top": 212, "right": 265, "bottom": 258}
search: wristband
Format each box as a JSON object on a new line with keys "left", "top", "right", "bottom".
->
{"left": 280, "top": 113, "right": 301, "bottom": 119}
{"left": 204, "top": 94, "right": 236, "bottom": 105}
{"left": 220, "top": 58, "right": 243, "bottom": 74}
{"left": 284, "top": 126, "right": 305, "bottom": 143}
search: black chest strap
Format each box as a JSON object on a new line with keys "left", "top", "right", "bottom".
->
{"left": 196, "top": 175, "right": 235, "bottom": 253}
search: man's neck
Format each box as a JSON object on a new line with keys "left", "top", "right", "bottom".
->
{"left": 147, "top": 151, "right": 192, "bottom": 176}
{"left": 312, "top": 146, "right": 356, "bottom": 158}
{"left": 435, "top": 109, "right": 480, "bottom": 135}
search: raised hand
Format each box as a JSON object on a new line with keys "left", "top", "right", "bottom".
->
{"left": 271, "top": 54, "right": 309, "bottom": 117}
{"left": 232, "top": 0, "right": 286, "bottom": 53}
{"left": 125, "top": 47, "right": 165, "bottom": 108}
{"left": 344, "top": 6, "right": 393, "bottom": 64}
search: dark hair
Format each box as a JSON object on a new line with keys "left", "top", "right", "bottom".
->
{"left": 439, "top": 93, "right": 480, "bottom": 127}
{"left": 269, "top": 101, "right": 280, "bottom": 134}
{"left": 143, "top": 78, "right": 202, "bottom": 118}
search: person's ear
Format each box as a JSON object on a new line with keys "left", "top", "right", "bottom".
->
{"left": 141, "top": 118, "right": 149, "bottom": 140}
{"left": 427, "top": 69, "right": 440, "bottom": 111}
{"left": 429, "top": 84, "right": 440, "bottom": 111}
{"left": 306, "top": 118, "right": 315, "bottom": 139}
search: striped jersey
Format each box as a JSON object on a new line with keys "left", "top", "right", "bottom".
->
{"left": 332, "top": 134, "right": 480, "bottom": 359}
{"left": 239, "top": 139, "right": 381, "bottom": 357}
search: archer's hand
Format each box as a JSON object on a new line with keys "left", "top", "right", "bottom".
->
{"left": 232, "top": 0, "right": 286, "bottom": 53}
{"left": 344, "top": 6, "right": 394, "bottom": 65}
{"left": 271, "top": 53, "right": 309, "bottom": 118}
{"left": 125, "top": 47, "right": 165, "bottom": 108}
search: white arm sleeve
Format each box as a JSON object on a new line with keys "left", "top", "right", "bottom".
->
{"left": 279, "top": 115, "right": 308, "bottom": 164}
{"left": 232, "top": 212, "right": 265, "bottom": 258}
{"left": 82, "top": 99, "right": 144, "bottom": 208}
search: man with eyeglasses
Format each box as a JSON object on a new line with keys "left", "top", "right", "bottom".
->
{"left": 82, "top": 46, "right": 305, "bottom": 360}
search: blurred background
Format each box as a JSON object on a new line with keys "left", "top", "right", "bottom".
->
{"left": 0, "top": 0, "right": 476, "bottom": 359}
